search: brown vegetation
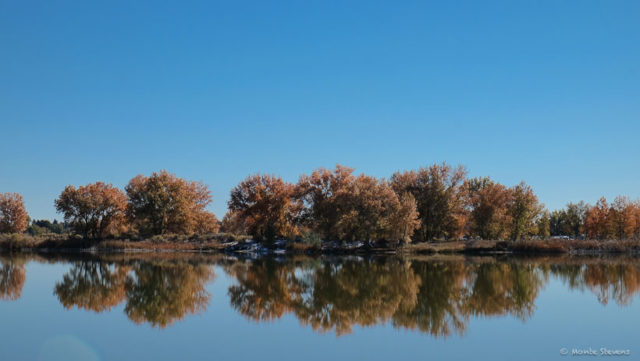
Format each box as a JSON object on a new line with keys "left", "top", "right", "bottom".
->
{"left": 55, "top": 182, "right": 128, "bottom": 239}
{"left": 1, "top": 163, "right": 640, "bottom": 253}
{"left": 0, "top": 193, "right": 28, "bottom": 234}
{"left": 126, "top": 170, "right": 219, "bottom": 236}
{"left": 228, "top": 174, "right": 300, "bottom": 243}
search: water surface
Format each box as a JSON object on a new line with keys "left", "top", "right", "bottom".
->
{"left": 0, "top": 253, "right": 638, "bottom": 360}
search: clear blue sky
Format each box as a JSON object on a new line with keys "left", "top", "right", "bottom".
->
{"left": 1, "top": 0, "right": 639, "bottom": 221}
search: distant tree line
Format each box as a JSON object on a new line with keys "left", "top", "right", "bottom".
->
{"left": 1, "top": 164, "right": 640, "bottom": 243}
{"left": 1, "top": 170, "right": 220, "bottom": 240}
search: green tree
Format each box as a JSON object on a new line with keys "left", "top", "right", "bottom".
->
{"left": 390, "top": 163, "right": 468, "bottom": 241}
{"left": 536, "top": 210, "right": 551, "bottom": 238}
{"left": 507, "top": 182, "right": 542, "bottom": 241}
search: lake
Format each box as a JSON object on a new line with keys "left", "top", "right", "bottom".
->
{"left": 0, "top": 253, "right": 638, "bottom": 360}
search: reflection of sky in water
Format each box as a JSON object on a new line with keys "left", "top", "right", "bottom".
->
{"left": 0, "top": 258, "right": 638, "bottom": 361}
{"left": 38, "top": 335, "right": 100, "bottom": 361}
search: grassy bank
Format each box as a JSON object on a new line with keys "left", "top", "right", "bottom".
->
{"left": 1, "top": 233, "right": 639, "bottom": 255}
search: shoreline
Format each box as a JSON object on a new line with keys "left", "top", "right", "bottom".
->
{"left": 1, "top": 235, "right": 639, "bottom": 256}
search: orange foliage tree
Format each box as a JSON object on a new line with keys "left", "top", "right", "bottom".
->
{"left": 585, "top": 197, "right": 613, "bottom": 240}
{"left": 465, "top": 177, "right": 512, "bottom": 240}
{"left": 295, "top": 165, "right": 356, "bottom": 241}
{"left": 332, "top": 174, "right": 419, "bottom": 243}
{"left": 0, "top": 193, "right": 29, "bottom": 234}
{"left": 296, "top": 165, "right": 420, "bottom": 243}
{"left": 55, "top": 182, "right": 128, "bottom": 239}
{"left": 228, "top": 174, "right": 301, "bottom": 242}
{"left": 125, "top": 171, "right": 219, "bottom": 236}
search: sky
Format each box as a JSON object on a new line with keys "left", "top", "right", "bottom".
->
{"left": 1, "top": 0, "right": 639, "bottom": 221}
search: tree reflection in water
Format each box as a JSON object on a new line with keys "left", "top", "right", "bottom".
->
{"left": 125, "top": 262, "right": 214, "bottom": 327}
{"left": 55, "top": 261, "right": 128, "bottom": 312}
{"left": 0, "top": 256, "right": 26, "bottom": 301}
{"left": 229, "top": 257, "right": 545, "bottom": 336}
{"left": 550, "top": 261, "right": 640, "bottom": 306}
{"left": 227, "top": 256, "right": 638, "bottom": 337}
{"left": 3, "top": 254, "right": 639, "bottom": 335}
{"left": 54, "top": 259, "right": 215, "bottom": 328}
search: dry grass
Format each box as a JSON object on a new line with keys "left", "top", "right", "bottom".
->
{"left": 402, "top": 240, "right": 466, "bottom": 254}
{"left": 2, "top": 232, "right": 639, "bottom": 255}
{"left": 505, "top": 239, "right": 640, "bottom": 254}
{"left": 286, "top": 242, "right": 322, "bottom": 253}
{"left": 0, "top": 232, "right": 251, "bottom": 253}
{"left": 404, "top": 239, "right": 640, "bottom": 255}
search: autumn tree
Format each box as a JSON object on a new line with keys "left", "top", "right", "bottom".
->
{"left": 228, "top": 174, "right": 301, "bottom": 243}
{"left": 507, "top": 182, "right": 543, "bottom": 241}
{"left": 585, "top": 198, "right": 613, "bottom": 240}
{"left": 390, "top": 163, "right": 468, "bottom": 241}
{"left": 295, "top": 165, "right": 356, "bottom": 241}
{"left": 635, "top": 201, "right": 640, "bottom": 240}
{"left": 0, "top": 193, "right": 28, "bottom": 234}
{"left": 332, "top": 175, "right": 419, "bottom": 243}
{"left": 55, "top": 182, "right": 128, "bottom": 239}
{"left": 388, "top": 193, "right": 422, "bottom": 243}
{"left": 466, "top": 177, "right": 511, "bottom": 240}
{"left": 125, "top": 171, "right": 219, "bottom": 236}
{"left": 220, "top": 210, "right": 248, "bottom": 235}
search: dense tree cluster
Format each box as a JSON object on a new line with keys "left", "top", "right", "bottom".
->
{"left": 227, "top": 164, "right": 549, "bottom": 243}
{"left": 51, "top": 171, "right": 219, "bottom": 239}
{"left": 225, "top": 164, "right": 640, "bottom": 243}
{"left": 584, "top": 197, "right": 640, "bottom": 240}
{"left": 26, "top": 219, "right": 67, "bottom": 236}
{"left": 228, "top": 166, "right": 421, "bottom": 243}
{"left": 2, "top": 164, "right": 640, "bottom": 243}
{"left": 548, "top": 197, "right": 640, "bottom": 240}
{"left": 391, "top": 164, "right": 467, "bottom": 241}
{"left": 296, "top": 166, "right": 421, "bottom": 243}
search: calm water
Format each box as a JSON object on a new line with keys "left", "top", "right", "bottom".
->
{"left": 0, "top": 253, "right": 639, "bottom": 361}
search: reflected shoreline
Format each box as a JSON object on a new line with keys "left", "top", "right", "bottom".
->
{"left": 1, "top": 253, "right": 640, "bottom": 336}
